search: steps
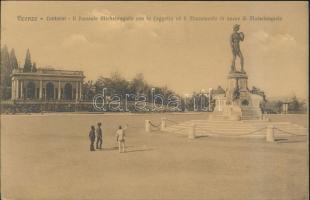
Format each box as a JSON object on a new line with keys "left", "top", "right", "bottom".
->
{"left": 163, "top": 119, "right": 308, "bottom": 138}
{"left": 209, "top": 107, "right": 263, "bottom": 120}
{"left": 241, "top": 107, "right": 262, "bottom": 120}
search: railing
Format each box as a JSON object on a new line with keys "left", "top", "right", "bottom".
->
{"left": 154, "top": 118, "right": 308, "bottom": 142}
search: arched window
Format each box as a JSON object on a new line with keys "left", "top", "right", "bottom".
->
{"left": 64, "top": 83, "right": 73, "bottom": 100}
{"left": 46, "top": 82, "right": 55, "bottom": 100}
{"left": 241, "top": 99, "right": 249, "bottom": 106}
{"left": 26, "top": 81, "right": 36, "bottom": 99}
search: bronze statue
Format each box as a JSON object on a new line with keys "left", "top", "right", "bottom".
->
{"left": 230, "top": 24, "right": 244, "bottom": 73}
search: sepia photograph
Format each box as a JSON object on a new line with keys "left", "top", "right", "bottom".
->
{"left": 0, "top": 1, "right": 308, "bottom": 200}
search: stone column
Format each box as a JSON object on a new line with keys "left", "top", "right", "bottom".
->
{"left": 39, "top": 80, "right": 43, "bottom": 99}
{"left": 20, "top": 80, "right": 24, "bottom": 99}
{"left": 75, "top": 81, "right": 79, "bottom": 101}
{"left": 79, "top": 81, "right": 82, "bottom": 100}
{"left": 16, "top": 79, "right": 19, "bottom": 99}
{"left": 58, "top": 81, "right": 61, "bottom": 100}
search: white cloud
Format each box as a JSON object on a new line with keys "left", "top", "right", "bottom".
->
{"left": 90, "top": 8, "right": 112, "bottom": 17}
{"left": 86, "top": 9, "right": 160, "bottom": 38}
{"left": 249, "top": 30, "right": 297, "bottom": 51}
{"left": 252, "top": 30, "right": 269, "bottom": 43}
{"left": 87, "top": 8, "right": 126, "bottom": 31}
{"left": 61, "top": 34, "right": 90, "bottom": 47}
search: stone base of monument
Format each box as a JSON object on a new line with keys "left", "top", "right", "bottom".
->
{"left": 240, "top": 106, "right": 263, "bottom": 120}
{"left": 210, "top": 104, "right": 242, "bottom": 121}
{"left": 211, "top": 71, "right": 264, "bottom": 121}
{"left": 211, "top": 103, "right": 263, "bottom": 121}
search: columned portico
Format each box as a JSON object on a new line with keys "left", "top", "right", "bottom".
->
{"left": 11, "top": 68, "right": 85, "bottom": 102}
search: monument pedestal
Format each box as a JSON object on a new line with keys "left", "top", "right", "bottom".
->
{"left": 211, "top": 71, "right": 263, "bottom": 121}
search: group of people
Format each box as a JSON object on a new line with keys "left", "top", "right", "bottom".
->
{"left": 88, "top": 123, "right": 127, "bottom": 153}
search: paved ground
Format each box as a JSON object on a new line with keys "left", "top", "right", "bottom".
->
{"left": 1, "top": 113, "right": 308, "bottom": 200}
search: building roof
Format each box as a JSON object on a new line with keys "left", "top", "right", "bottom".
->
{"left": 11, "top": 68, "right": 85, "bottom": 79}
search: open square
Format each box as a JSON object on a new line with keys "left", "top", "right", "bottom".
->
{"left": 1, "top": 113, "right": 308, "bottom": 200}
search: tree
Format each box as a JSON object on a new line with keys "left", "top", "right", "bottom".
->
{"left": 129, "top": 73, "right": 146, "bottom": 95}
{"left": 23, "top": 49, "right": 32, "bottom": 72}
{"left": 288, "top": 96, "right": 306, "bottom": 113}
{"left": 82, "top": 81, "right": 96, "bottom": 101}
{"left": 32, "top": 62, "right": 37, "bottom": 72}
{"left": 95, "top": 71, "right": 130, "bottom": 96}
{"left": 9, "top": 49, "right": 19, "bottom": 70}
{"left": 1, "top": 45, "right": 10, "bottom": 84}
{"left": 0, "top": 45, "right": 11, "bottom": 99}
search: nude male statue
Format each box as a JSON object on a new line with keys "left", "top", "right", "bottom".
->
{"left": 230, "top": 24, "right": 245, "bottom": 73}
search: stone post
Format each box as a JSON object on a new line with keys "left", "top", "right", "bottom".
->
{"left": 188, "top": 123, "right": 196, "bottom": 139}
{"left": 145, "top": 120, "right": 151, "bottom": 132}
{"left": 266, "top": 125, "right": 275, "bottom": 142}
{"left": 161, "top": 118, "right": 166, "bottom": 131}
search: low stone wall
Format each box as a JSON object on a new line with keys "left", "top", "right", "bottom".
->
{"left": 0, "top": 101, "right": 96, "bottom": 113}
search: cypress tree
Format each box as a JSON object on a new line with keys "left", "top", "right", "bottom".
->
{"left": 32, "top": 62, "right": 37, "bottom": 72}
{"left": 1, "top": 45, "right": 10, "bottom": 85}
{"left": 23, "top": 49, "right": 32, "bottom": 72}
{"left": 0, "top": 45, "right": 11, "bottom": 99}
{"left": 9, "top": 49, "right": 19, "bottom": 70}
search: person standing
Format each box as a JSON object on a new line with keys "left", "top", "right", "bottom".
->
{"left": 96, "top": 122, "right": 103, "bottom": 149}
{"left": 116, "top": 125, "right": 127, "bottom": 153}
{"left": 89, "top": 126, "right": 96, "bottom": 151}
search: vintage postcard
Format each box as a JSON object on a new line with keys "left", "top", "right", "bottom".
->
{"left": 0, "top": 1, "right": 308, "bottom": 200}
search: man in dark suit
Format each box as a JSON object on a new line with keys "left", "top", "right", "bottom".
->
{"left": 89, "top": 126, "right": 96, "bottom": 151}
{"left": 96, "top": 122, "right": 103, "bottom": 149}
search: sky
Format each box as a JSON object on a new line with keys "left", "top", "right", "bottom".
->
{"left": 1, "top": 1, "right": 308, "bottom": 99}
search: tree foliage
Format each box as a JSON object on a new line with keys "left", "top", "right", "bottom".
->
{"left": 1, "top": 46, "right": 14, "bottom": 99}
{"left": 32, "top": 62, "right": 37, "bottom": 72}
{"left": 10, "top": 49, "right": 19, "bottom": 70}
{"left": 262, "top": 95, "right": 307, "bottom": 114}
{"left": 94, "top": 71, "right": 176, "bottom": 103}
{"left": 1, "top": 46, "right": 39, "bottom": 100}
{"left": 23, "top": 49, "right": 32, "bottom": 72}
